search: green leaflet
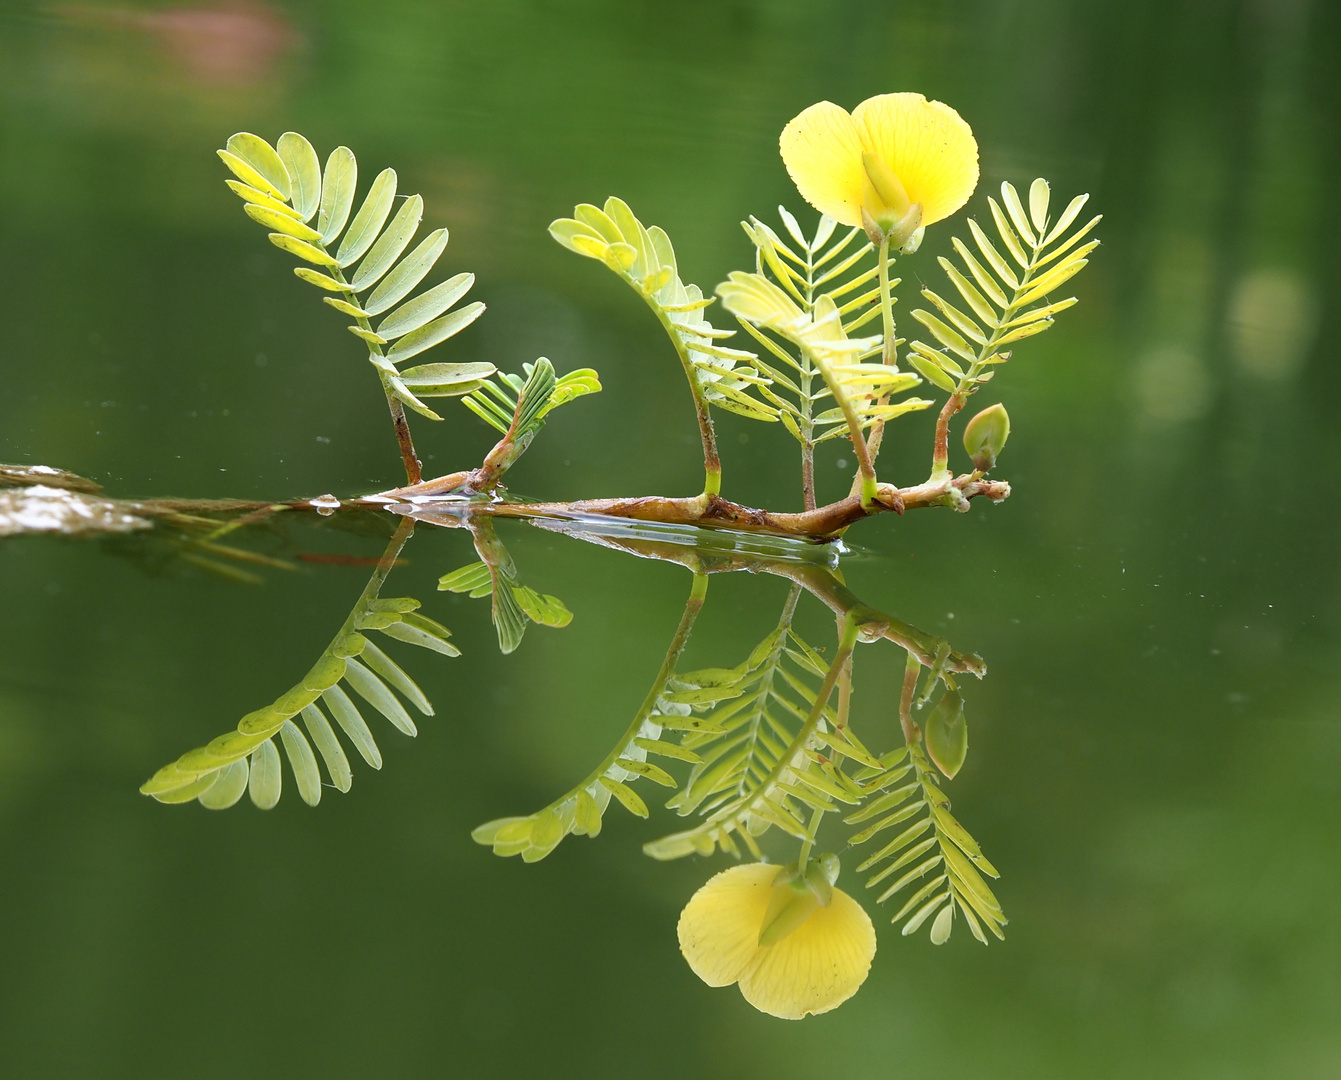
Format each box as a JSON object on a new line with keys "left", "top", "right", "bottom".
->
{"left": 715, "top": 207, "right": 931, "bottom": 451}
{"left": 551, "top": 197, "right": 775, "bottom": 423}
{"left": 248, "top": 738, "right": 282, "bottom": 809}
{"left": 337, "top": 167, "right": 397, "bottom": 266}
{"left": 366, "top": 229, "right": 449, "bottom": 315}
{"left": 385, "top": 303, "right": 486, "bottom": 364}
{"left": 397, "top": 362, "right": 494, "bottom": 398}
{"left": 378, "top": 274, "right": 475, "bottom": 340}
{"left": 318, "top": 146, "right": 357, "bottom": 244}
{"left": 220, "top": 134, "right": 496, "bottom": 423}
{"left": 198, "top": 759, "right": 249, "bottom": 810}
{"left": 907, "top": 179, "right": 1101, "bottom": 434}
{"left": 351, "top": 194, "right": 424, "bottom": 291}
{"left": 461, "top": 361, "right": 602, "bottom": 438}
{"left": 277, "top": 132, "right": 321, "bottom": 222}
{"left": 280, "top": 721, "right": 322, "bottom": 807}
{"left": 302, "top": 704, "right": 351, "bottom": 793}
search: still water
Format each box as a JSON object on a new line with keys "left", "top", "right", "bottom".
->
{"left": 2, "top": 1, "right": 1338, "bottom": 1076}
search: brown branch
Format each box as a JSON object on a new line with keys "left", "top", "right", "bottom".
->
{"left": 374, "top": 472, "right": 1009, "bottom": 541}
{"left": 388, "top": 397, "right": 423, "bottom": 486}
{"left": 932, "top": 391, "right": 966, "bottom": 476}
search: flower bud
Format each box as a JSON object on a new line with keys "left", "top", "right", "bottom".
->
{"left": 962, "top": 402, "right": 1010, "bottom": 471}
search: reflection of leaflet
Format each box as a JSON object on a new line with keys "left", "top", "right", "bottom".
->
{"left": 140, "top": 518, "right": 456, "bottom": 812}
{"left": 16, "top": 448, "right": 1009, "bottom": 1019}
{"left": 439, "top": 517, "right": 573, "bottom": 655}
{"left": 461, "top": 516, "right": 1003, "bottom": 974}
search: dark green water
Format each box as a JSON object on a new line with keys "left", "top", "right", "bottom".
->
{"left": 2, "top": 1, "right": 1339, "bottom": 1076}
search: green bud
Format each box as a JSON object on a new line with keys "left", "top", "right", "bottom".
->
{"left": 962, "top": 403, "right": 1010, "bottom": 471}
{"left": 925, "top": 690, "right": 968, "bottom": 780}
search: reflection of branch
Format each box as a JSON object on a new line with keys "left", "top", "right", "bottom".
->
{"left": 498, "top": 515, "right": 984, "bottom": 679}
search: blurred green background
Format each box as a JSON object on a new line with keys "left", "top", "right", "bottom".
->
{"left": 2, "top": 0, "right": 1338, "bottom": 1076}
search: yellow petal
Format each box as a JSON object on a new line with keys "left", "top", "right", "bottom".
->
{"left": 779, "top": 102, "right": 868, "bottom": 228}
{"left": 677, "top": 863, "right": 777, "bottom": 987}
{"left": 852, "top": 93, "right": 979, "bottom": 227}
{"left": 736, "top": 885, "right": 876, "bottom": 1019}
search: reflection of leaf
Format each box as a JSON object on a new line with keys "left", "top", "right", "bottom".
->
{"left": 473, "top": 575, "right": 709, "bottom": 862}
{"left": 645, "top": 587, "right": 875, "bottom": 861}
{"left": 439, "top": 520, "right": 573, "bottom": 654}
{"left": 140, "top": 521, "right": 457, "bottom": 810}
{"left": 924, "top": 690, "right": 967, "bottom": 779}
{"left": 846, "top": 743, "right": 1004, "bottom": 945}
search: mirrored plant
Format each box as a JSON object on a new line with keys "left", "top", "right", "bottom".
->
{"left": 4, "top": 91, "right": 1103, "bottom": 1021}
{"left": 465, "top": 518, "right": 1005, "bottom": 993}
{"left": 140, "top": 519, "right": 453, "bottom": 810}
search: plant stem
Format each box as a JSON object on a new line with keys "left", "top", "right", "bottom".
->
{"left": 878, "top": 234, "right": 896, "bottom": 369}
{"left": 387, "top": 398, "right": 423, "bottom": 485}
{"left": 798, "top": 807, "right": 824, "bottom": 871}
{"left": 326, "top": 264, "right": 423, "bottom": 486}
{"left": 856, "top": 235, "right": 901, "bottom": 478}
{"left": 801, "top": 438, "right": 816, "bottom": 512}
{"left": 806, "top": 346, "right": 880, "bottom": 507}
{"left": 931, "top": 391, "right": 965, "bottom": 477}
{"left": 384, "top": 471, "right": 1007, "bottom": 540}
{"left": 651, "top": 305, "right": 721, "bottom": 497}
{"left": 899, "top": 651, "right": 921, "bottom": 746}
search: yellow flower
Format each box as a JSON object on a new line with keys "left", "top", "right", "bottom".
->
{"left": 780, "top": 93, "right": 979, "bottom": 242}
{"left": 677, "top": 859, "right": 876, "bottom": 1019}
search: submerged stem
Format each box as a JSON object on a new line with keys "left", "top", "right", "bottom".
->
{"left": 899, "top": 651, "right": 921, "bottom": 746}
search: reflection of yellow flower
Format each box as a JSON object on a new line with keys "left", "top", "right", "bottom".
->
{"left": 780, "top": 93, "right": 979, "bottom": 236}
{"left": 677, "top": 861, "right": 876, "bottom": 1019}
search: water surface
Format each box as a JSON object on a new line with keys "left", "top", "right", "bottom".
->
{"left": 1, "top": 1, "right": 1338, "bottom": 1076}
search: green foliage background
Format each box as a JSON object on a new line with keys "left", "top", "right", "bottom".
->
{"left": 1, "top": 0, "right": 1339, "bottom": 1076}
